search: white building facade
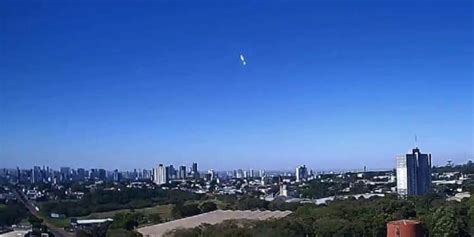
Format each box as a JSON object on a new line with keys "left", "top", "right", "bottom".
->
{"left": 154, "top": 164, "right": 168, "bottom": 185}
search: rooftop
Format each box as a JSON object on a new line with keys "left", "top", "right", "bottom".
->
{"left": 387, "top": 219, "right": 420, "bottom": 225}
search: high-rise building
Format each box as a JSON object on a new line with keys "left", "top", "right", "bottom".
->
{"left": 89, "top": 169, "right": 97, "bottom": 180}
{"left": 16, "top": 167, "right": 21, "bottom": 183}
{"left": 168, "top": 165, "right": 175, "bottom": 180}
{"left": 236, "top": 169, "right": 244, "bottom": 179}
{"left": 60, "top": 167, "right": 71, "bottom": 182}
{"left": 179, "top": 166, "right": 187, "bottom": 179}
{"left": 142, "top": 169, "right": 151, "bottom": 180}
{"left": 396, "top": 147, "right": 432, "bottom": 196}
{"left": 191, "top": 162, "right": 199, "bottom": 179}
{"left": 154, "top": 164, "right": 168, "bottom": 185}
{"left": 44, "top": 166, "right": 51, "bottom": 181}
{"left": 295, "top": 165, "right": 308, "bottom": 182}
{"left": 132, "top": 169, "right": 138, "bottom": 180}
{"left": 113, "top": 169, "right": 121, "bottom": 182}
{"left": 77, "top": 168, "right": 86, "bottom": 181}
{"left": 32, "top": 166, "right": 42, "bottom": 184}
{"left": 208, "top": 169, "right": 216, "bottom": 181}
{"left": 249, "top": 169, "right": 255, "bottom": 178}
{"left": 98, "top": 169, "right": 107, "bottom": 180}
{"left": 259, "top": 170, "right": 265, "bottom": 178}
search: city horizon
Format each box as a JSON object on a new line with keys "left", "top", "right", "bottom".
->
{"left": 1, "top": 141, "right": 472, "bottom": 171}
{"left": 1, "top": 146, "right": 471, "bottom": 172}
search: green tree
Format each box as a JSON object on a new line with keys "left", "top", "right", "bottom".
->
{"left": 106, "top": 228, "right": 142, "bottom": 237}
{"left": 147, "top": 213, "right": 162, "bottom": 224}
{"left": 111, "top": 212, "right": 144, "bottom": 230}
{"left": 234, "top": 196, "right": 268, "bottom": 210}
{"left": 430, "top": 206, "right": 458, "bottom": 237}
{"left": 171, "top": 204, "right": 201, "bottom": 219}
{"left": 0, "top": 202, "right": 28, "bottom": 226}
{"left": 468, "top": 201, "right": 474, "bottom": 235}
{"left": 313, "top": 218, "right": 351, "bottom": 237}
{"left": 200, "top": 202, "right": 217, "bottom": 213}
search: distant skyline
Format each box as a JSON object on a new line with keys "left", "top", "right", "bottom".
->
{"left": 1, "top": 1, "right": 472, "bottom": 170}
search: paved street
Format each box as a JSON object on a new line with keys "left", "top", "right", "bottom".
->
{"left": 12, "top": 188, "right": 73, "bottom": 237}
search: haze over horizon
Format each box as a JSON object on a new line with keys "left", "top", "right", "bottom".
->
{"left": 1, "top": 1, "right": 473, "bottom": 171}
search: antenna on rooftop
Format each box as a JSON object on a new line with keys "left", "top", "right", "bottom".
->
{"left": 414, "top": 134, "right": 418, "bottom": 148}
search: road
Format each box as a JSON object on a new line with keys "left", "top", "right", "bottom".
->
{"left": 12, "top": 188, "right": 73, "bottom": 237}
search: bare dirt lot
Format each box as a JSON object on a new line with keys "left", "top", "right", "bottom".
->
{"left": 137, "top": 210, "right": 292, "bottom": 237}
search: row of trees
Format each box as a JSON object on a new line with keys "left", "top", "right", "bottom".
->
{"left": 216, "top": 194, "right": 300, "bottom": 211}
{"left": 171, "top": 201, "right": 217, "bottom": 219}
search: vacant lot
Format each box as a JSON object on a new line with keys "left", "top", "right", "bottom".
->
{"left": 138, "top": 210, "right": 292, "bottom": 237}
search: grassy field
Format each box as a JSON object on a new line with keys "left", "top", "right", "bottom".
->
{"left": 48, "top": 217, "right": 71, "bottom": 228}
{"left": 45, "top": 204, "right": 174, "bottom": 228}
{"left": 86, "top": 204, "right": 174, "bottom": 220}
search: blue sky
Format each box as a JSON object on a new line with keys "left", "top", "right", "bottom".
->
{"left": 1, "top": 0, "right": 472, "bottom": 171}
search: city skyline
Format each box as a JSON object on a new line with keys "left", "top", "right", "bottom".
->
{"left": 1, "top": 1, "right": 473, "bottom": 170}
{"left": 0, "top": 145, "right": 432, "bottom": 186}
{"left": 0, "top": 140, "right": 469, "bottom": 171}
{"left": 0, "top": 145, "right": 463, "bottom": 173}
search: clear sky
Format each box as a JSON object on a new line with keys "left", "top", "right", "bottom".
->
{"left": 1, "top": 0, "right": 472, "bottom": 171}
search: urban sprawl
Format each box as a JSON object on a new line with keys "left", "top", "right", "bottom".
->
{"left": 1, "top": 147, "right": 473, "bottom": 237}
